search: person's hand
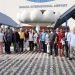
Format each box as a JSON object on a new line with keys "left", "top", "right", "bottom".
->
{"left": 68, "top": 43, "right": 70, "bottom": 47}
{"left": 54, "top": 41, "right": 56, "bottom": 44}
{"left": 39, "top": 40, "right": 40, "bottom": 43}
{"left": 47, "top": 43, "right": 48, "bottom": 45}
{"left": 49, "top": 41, "right": 51, "bottom": 43}
{"left": 54, "top": 40, "right": 57, "bottom": 44}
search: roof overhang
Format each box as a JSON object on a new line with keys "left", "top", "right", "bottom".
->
{"left": 0, "top": 12, "right": 18, "bottom": 27}
{"left": 54, "top": 5, "right": 75, "bottom": 29}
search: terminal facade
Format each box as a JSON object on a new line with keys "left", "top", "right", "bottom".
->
{"left": 0, "top": 0, "right": 75, "bottom": 29}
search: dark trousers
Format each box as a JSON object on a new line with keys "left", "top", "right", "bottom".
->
{"left": 29, "top": 41, "right": 34, "bottom": 51}
{"left": 65, "top": 41, "right": 69, "bottom": 57}
{"left": 5, "top": 42, "right": 11, "bottom": 54}
{"left": 19, "top": 39, "right": 24, "bottom": 52}
{"left": 54, "top": 43, "right": 58, "bottom": 56}
{"left": 42, "top": 41, "right": 46, "bottom": 53}
{"left": 50, "top": 42, "right": 54, "bottom": 55}
{"left": 14, "top": 42, "right": 19, "bottom": 53}
{"left": 39, "top": 41, "right": 43, "bottom": 51}
{"left": 45, "top": 44, "right": 47, "bottom": 53}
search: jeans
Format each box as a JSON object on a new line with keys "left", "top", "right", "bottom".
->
{"left": 41, "top": 41, "right": 46, "bottom": 53}
{"left": 50, "top": 42, "right": 54, "bottom": 55}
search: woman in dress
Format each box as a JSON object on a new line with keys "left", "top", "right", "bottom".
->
{"left": 58, "top": 28, "right": 65, "bottom": 57}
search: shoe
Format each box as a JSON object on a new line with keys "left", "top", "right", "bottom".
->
{"left": 69, "top": 57, "right": 73, "bottom": 60}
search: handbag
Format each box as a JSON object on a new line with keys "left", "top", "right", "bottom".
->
{"left": 61, "top": 39, "right": 65, "bottom": 45}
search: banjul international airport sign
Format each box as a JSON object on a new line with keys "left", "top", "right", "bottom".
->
{"left": 17, "top": 0, "right": 75, "bottom": 24}
{"left": 19, "top": 4, "right": 67, "bottom": 8}
{"left": 19, "top": 0, "right": 67, "bottom": 8}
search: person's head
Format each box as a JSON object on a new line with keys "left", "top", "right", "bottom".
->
{"left": 20, "top": 28, "right": 23, "bottom": 32}
{"left": 68, "top": 27, "right": 70, "bottom": 32}
{"left": 5, "top": 28, "right": 8, "bottom": 32}
{"left": 72, "top": 27, "right": 75, "bottom": 34}
{"left": 59, "top": 28, "right": 63, "bottom": 32}
{"left": 25, "top": 29, "right": 28, "bottom": 32}
{"left": 50, "top": 28, "right": 53, "bottom": 32}
{"left": 18, "top": 28, "right": 20, "bottom": 32}
{"left": 45, "top": 31, "right": 48, "bottom": 33}
{"left": 42, "top": 29, "right": 45, "bottom": 32}
{"left": 46, "top": 30, "right": 49, "bottom": 33}
{"left": 5, "top": 27, "right": 10, "bottom": 32}
{"left": 0, "top": 28, "right": 2, "bottom": 32}
{"left": 30, "top": 29, "right": 32, "bottom": 33}
{"left": 56, "top": 28, "right": 59, "bottom": 32}
{"left": 14, "top": 28, "right": 18, "bottom": 32}
{"left": 7, "top": 28, "right": 10, "bottom": 33}
{"left": 22, "top": 28, "right": 24, "bottom": 32}
{"left": 34, "top": 30, "right": 37, "bottom": 34}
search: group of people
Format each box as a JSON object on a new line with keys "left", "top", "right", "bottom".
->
{"left": 0, "top": 26, "right": 75, "bottom": 60}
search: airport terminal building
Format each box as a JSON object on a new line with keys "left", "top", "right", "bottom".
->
{"left": 0, "top": 0, "right": 75, "bottom": 29}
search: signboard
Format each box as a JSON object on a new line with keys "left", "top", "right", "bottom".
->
{"left": 27, "top": 0, "right": 54, "bottom": 3}
{"left": 19, "top": 0, "right": 75, "bottom": 15}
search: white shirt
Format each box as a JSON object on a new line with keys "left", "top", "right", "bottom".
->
{"left": 66, "top": 32, "right": 71, "bottom": 43}
{"left": 45, "top": 33, "right": 49, "bottom": 44}
{"left": 69, "top": 32, "right": 75, "bottom": 47}
{"left": 29, "top": 32, "right": 33, "bottom": 41}
{"left": 34, "top": 33, "right": 38, "bottom": 43}
{"left": 0, "top": 32, "right": 4, "bottom": 42}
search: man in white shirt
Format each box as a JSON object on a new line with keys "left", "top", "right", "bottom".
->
{"left": 65, "top": 29, "right": 70, "bottom": 57}
{"left": 69, "top": 27, "right": 75, "bottom": 60}
{"left": 29, "top": 29, "right": 34, "bottom": 51}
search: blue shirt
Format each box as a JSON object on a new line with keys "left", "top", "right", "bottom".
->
{"left": 40, "top": 32, "right": 46, "bottom": 41}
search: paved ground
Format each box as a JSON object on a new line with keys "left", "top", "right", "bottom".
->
{"left": 0, "top": 51, "right": 75, "bottom": 75}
